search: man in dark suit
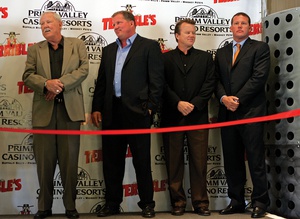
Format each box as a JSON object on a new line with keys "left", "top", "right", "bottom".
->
{"left": 91, "top": 10, "right": 164, "bottom": 218}
{"left": 161, "top": 19, "right": 215, "bottom": 216}
{"left": 23, "top": 12, "right": 89, "bottom": 219}
{"left": 215, "top": 12, "right": 270, "bottom": 218}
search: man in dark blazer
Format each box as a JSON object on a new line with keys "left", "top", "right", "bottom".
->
{"left": 23, "top": 12, "right": 88, "bottom": 219}
{"left": 91, "top": 10, "right": 164, "bottom": 218}
{"left": 161, "top": 19, "right": 215, "bottom": 216}
{"left": 215, "top": 12, "right": 270, "bottom": 218}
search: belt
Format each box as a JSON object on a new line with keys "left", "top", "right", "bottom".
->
{"left": 54, "top": 98, "right": 64, "bottom": 103}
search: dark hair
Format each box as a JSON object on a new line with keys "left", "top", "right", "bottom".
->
{"left": 112, "top": 10, "right": 136, "bottom": 26}
{"left": 174, "top": 18, "right": 196, "bottom": 42}
{"left": 231, "top": 12, "right": 251, "bottom": 25}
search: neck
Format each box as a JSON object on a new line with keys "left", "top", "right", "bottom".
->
{"left": 178, "top": 45, "right": 192, "bottom": 55}
{"left": 48, "top": 35, "right": 62, "bottom": 49}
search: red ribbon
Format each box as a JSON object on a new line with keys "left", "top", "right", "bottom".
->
{"left": 1, "top": 109, "right": 299, "bottom": 135}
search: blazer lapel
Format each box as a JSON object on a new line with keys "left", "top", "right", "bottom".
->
{"left": 39, "top": 41, "right": 51, "bottom": 79}
{"left": 185, "top": 49, "right": 198, "bottom": 74}
{"left": 172, "top": 50, "right": 185, "bottom": 74}
{"left": 123, "top": 35, "right": 142, "bottom": 66}
{"left": 232, "top": 38, "right": 251, "bottom": 67}
{"left": 110, "top": 43, "right": 118, "bottom": 74}
{"left": 226, "top": 43, "right": 233, "bottom": 73}
{"left": 62, "top": 37, "right": 72, "bottom": 75}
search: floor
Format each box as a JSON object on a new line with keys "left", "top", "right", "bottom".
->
{"left": 0, "top": 210, "right": 286, "bottom": 219}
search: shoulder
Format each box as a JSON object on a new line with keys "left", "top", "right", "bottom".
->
{"left": 64, "top": 37, "right": 84, "bottom": 45}
{"left": 136, "top": 34, "right": 158, "bottom": 45}
{"left": 163, "top": 48, "right": 176, "bottom": 55}
{"left": 215, "top": 42, "right": 231, "bottom": 59}
{"left": 28, "top": 40, "right": 46, "bottom": 52}
{"left": 103, "top": 41, "right": 117, "bottom": 51}
{"left": 192, "top": 48, "right": 212, "bottom": 57}
{"left": 162, "top": 49, "right": 176, "bottom": 58}
{"left": 217, "top": 42, "right": 231, "bottom": 53}
{"left": 246, "top": 38, "right": 269, "bottom": 49}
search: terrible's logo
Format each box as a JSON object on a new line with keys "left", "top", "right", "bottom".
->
{"left": 157, "top": 38, "right": 172, "bottom": 53}
{"left": 0, "top": 32, "right": 33, "bottom": 57}
{"left": 18, "top": 204, "right": 33, "bottom": 215}
{"left": 102, "top": 5, "right": 157, "bottom": 30}
{"left": 121, "top": 4, "right": 136, "bottom": 14}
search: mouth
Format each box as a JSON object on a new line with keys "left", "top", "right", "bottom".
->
{"left": 44, "top": 28, "right": 51, "bottom": 33}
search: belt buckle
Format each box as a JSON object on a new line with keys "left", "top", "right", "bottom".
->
{"left": 55, "top": 98, "right": 63, "bottom": 103}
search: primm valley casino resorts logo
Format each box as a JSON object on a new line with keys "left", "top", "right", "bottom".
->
{"left": 2, "top": 134, "right": 34, "bottom": 164}
{"left": 48, "top": 167, "right": 105, "bottom": 200}
{"left": 23, "top": 0, "right": 92, "bottom": 31}
{"left": 171, "top": 5, "right": 231, "bottom": 37}
{"left": 78, "top": 32, "right": 108, "bottom": 64}
{"left": 206, "top": 166, "right": 252, "bottom": 198}
{"left": 0, "top": 96, "right": 29, "bottom": 126}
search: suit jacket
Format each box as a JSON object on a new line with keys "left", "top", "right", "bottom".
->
{"left": 23, "top": 37, "right": 89, "bottom": 127}
{"left": 92, "top": 34, "right": 164, "bottom": 127}
{"left": 161, "top": 47, "right": 216, "bottom": 127}
{"left": 215, "top": 38, "right": 270, "bottom": 122}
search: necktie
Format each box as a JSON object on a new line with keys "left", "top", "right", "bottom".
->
{"left": 232, "top": 43, "right": 240, "bottom": 65}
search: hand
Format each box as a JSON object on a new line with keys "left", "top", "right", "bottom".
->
{"left": 44, "top": 91, "right": 57, "bottom": 101}
{"left": 45, "top": 79, "right": 64, "bottom": 95}
{"left": 222, "top": 95, "right": 239, "bottom": 112}
{"left": 91, "top": 111, "right": 102, "bottom": 128}
{"left": 177, "top": 101, "right": 194, "bottom": 116}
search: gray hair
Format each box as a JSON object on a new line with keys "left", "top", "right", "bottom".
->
{"left": 40, "top": 12, "right": 62, "bottom": 22}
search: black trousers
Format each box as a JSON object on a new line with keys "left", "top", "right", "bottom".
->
{"left": 221, "top": 121, "right": 270, "bottom": 209}
{"left": 102, "top": 97, "right": 155, "bottom": 209}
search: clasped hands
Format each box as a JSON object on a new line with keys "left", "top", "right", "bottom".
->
{"left": 222, "top": 95, "right": 239, "bottom": 112}
{"left": 178, "top": 101, "right": 194, "bottom": 116}
{"left": 44, "top": 79, "right": 64, "bottom": 101}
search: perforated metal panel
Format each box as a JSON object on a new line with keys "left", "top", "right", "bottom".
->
{"left": 263, "top": 8, "right": 300, "bottom": 219}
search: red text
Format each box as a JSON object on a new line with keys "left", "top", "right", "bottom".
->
{"left": 0, "top": 7, "right": 8, "bottom": 18}
{"left": 0, "top": 178, "right": 22, "bottom": 192}
{"left": 17, "top": 81, "right": 33, "bottom": 94}
{"left": 102, "top": 14, "right": 157, "bottom": 30}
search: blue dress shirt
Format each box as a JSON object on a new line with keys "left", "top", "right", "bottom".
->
{"left": 114, "top": 33, "right": 137, "bottom": 97}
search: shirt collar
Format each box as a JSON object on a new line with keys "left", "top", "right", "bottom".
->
{"left": 116, "top": 33, "right": 137, "bottom": 47}
{"left": 176, "top": 46, "right": 194, "bottom": 55}
{"left": 233, "top": 37, "right": 248, "bottom": 48}
{"left": 48, "top": 36, "right": 64, "bottom": 48}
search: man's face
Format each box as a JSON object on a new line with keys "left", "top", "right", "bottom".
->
{"left": 112, "top": 14, "right": 135, "bottom": 41}
{"left": 40, "top": 13, "right": 62, "bottom": 41}
{"left": 230, "top": 15, "right": 251, "bottom": 42}
{"left": 176, "top": 22, "right": 196, "bottom": 48}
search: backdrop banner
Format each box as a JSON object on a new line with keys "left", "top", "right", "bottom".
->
{"left": 0, "top": 0, "right": 263, "bottom": 215}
